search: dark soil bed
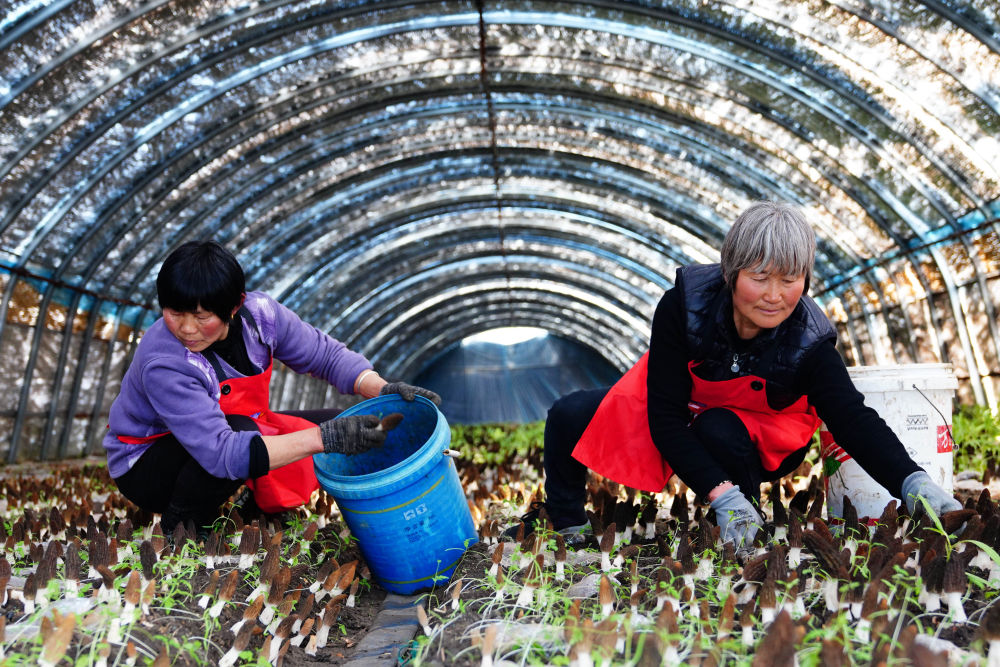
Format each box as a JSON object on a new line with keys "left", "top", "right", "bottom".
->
{"left": 2, "top": 458, "right": 999, "bottom": 666}
{"left": 0, "top": 460, "right": 389, "bottom": 666}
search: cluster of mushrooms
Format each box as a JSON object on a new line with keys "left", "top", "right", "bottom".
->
{"left": 0, "top": 463, "right": 366, "bottom": 665}
{"left": 423, "top": 467, "right": 1000, "bottom": 667}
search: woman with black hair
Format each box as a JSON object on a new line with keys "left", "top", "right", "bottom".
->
{"left": 104, "top": 241, "right": 439, "bottom": 533}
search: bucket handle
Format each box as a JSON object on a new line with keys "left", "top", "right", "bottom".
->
{"left": 912, "top": 383, "right": 955, "bottom": 447}
{"left": 443, "top": 449, "right": 461, "bottom": 458}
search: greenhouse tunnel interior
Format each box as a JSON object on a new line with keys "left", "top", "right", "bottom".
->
{"left": 2, "top": 0, "right": 1000, "bottom": 461}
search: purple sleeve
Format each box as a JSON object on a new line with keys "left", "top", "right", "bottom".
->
{"left": 245, "top": 292, "right": 372, "bottom": 394}
{"left": 139, "top": 357, "right": 257, "bottom": 479}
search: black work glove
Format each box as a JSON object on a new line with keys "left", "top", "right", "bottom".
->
{"left": 380, "top": 382, "right": 441, "bottom": 405}
{"left": 319, "top": 414, "right": 385, "bottom": 455}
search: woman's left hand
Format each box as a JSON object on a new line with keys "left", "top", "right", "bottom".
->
{"left": 710, "top": 485, "right": 762, "bottom": 552}
{"left": 902, "top": 471, "right": 962, "bottom": 519}
{"left": 380, "top": 382, "right": 441, "bottom": 405}
{"left": 318, "top": 414, "right": 386, "bottom": 455}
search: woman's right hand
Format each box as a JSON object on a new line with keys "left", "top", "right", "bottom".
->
{"left": 710, "top": 485, "right": 762, "bottom": 551}
{"left": 319, "top": 414, "right": 386, "bottom": 455}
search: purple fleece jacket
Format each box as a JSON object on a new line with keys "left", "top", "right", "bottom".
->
{"left": 103, "top": 291, "right": 372, "bottom": 480}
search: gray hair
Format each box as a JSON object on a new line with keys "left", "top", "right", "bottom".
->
{"left": 720, "top": 201, "right": 815, "bottom": 291}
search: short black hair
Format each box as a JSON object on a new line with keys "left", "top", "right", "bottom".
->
{"left": 156, "top": 241, "right": 245, "bottom": 323}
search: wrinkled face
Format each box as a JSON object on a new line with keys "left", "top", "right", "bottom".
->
{"left": 162, "top": 306, "right": 234, "bottom": 352}
{"left": 731, "top": 268, "right": 806, "bottom": 339}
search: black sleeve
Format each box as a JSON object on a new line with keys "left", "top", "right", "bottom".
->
{"left": 247, "top": 435, "right": 271, "bottom": 479}
{"left": 799, "top": 341, "right": 922, "bottom": 498}
{"left": 646, "top": 288, "right": 730, "bottom": 497}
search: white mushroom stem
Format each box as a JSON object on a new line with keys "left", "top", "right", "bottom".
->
{"left": 946, "top": 592, "right": 967, "bottom": 623}
{"left": 793, "top": 596, "right": 807, "bottom": 618}
{"left": 986, "top": 640, "right": 1000, "bottom": 667}
{"left": 209, "top": 598, "right": 227, "bottom": 618}
{"left": 716, "top": 574, "right": 732, "bottom": 599}
{"left": 106, "top": 618, "right": 122, "bottom": 645}
{"left": 737, "top": 583, "right": 758, "bottom": 605}
{"left": 260, "top": 602, "right": 276, "bottom": 627}
{"left": 315, "top": 622, "right": 332, "bottom": 650}
{"left": 246, "top": 584, "right": 267, "bottom": 603}
{"left": 218, "top": 647, "right": 241, "bottom": 667}
{"left": 970, "top": 551, "right": 993, "bottom": 572}
{"left": 515, "top": 583, "right": 535, "bottom": 608}
{"left": 823, "top": 579, "right": 839, "bottom": 614}
{"left": 843, "top": 539, "right": 857, "bottom": 561}
{"left": 855, "top": 618, "right": 871, "bottom": 644}
{"left": 267, "top": 637, "right": 284, "bottom": 663}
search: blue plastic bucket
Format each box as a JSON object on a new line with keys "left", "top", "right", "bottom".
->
{"left": 312, "top": 395, "right": 478, "bottom": 594}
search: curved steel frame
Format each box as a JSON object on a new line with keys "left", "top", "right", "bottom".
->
{"left": 1, "top": 0, "right": 1000, "bottom": 459}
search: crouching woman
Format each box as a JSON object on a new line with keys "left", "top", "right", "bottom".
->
{"left": 531, "top": 201, "right": 958, "bottom": 548}
{"left": 104, "top": 241, "right": 439, "bottom": 533}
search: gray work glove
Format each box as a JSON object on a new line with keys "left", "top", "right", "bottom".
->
{"left": 901, "top": 470, "right": 962, "bottom": 518}
{"left": 380, "top": 382, "right": 441, "bottom": 405}
{"left": 710, "top": 485, "right": 763, "bottom": 551}
{"left": 319, "top": 414, "right": 385, "bottom": 455}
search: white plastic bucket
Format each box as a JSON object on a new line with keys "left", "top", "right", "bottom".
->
{"left": 821, "top": 363, "right": 957, "bottom": 522}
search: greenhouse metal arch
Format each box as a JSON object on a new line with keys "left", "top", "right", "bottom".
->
{"left": 2, "top": 0, "right": 1000, "bottom": 461}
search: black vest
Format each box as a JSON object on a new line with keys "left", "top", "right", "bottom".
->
{"left": 679, "top": 264, "right": 837, "bottom": 409}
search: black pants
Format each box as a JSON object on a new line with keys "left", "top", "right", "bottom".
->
{"left": 114, "top": 408, "right": 341, "bottom": 531}
{"left": 542, "top": 388, "right": 805, "bottom": 522}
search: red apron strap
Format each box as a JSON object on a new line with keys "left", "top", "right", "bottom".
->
{"left": 116, "top": 431, "right": 170, "bottom": 445}
{"left": 218, "top": 360, "right": 320, "bottom": 513}
{"left": 688, "top": 362, "right": 820, "bottom": 472}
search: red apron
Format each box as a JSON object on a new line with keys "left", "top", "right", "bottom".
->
{"left": 220, "top": 360, "right": 320, "bottom": 513}
{"left": 117, "top": 360, "right": 320, "bottom": 514}
{"left": 571, "top": 352, "right": 820, "bottom": 493}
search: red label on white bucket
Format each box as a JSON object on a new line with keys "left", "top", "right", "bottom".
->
{"left": 937, "top": 425, "right": 954, "bottom": 453}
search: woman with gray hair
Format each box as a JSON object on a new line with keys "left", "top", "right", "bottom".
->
{"left": 508, "top": 200, "right": 958, "bottom": 550}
